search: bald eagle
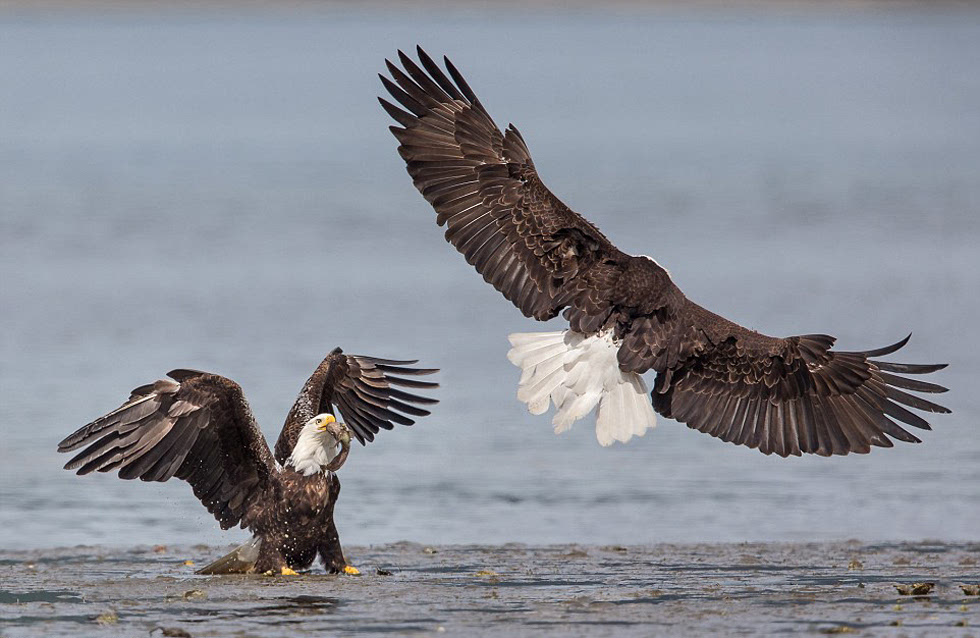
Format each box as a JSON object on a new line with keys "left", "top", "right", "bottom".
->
{"left": 58, "top": 348, "right": 438, "bottom": 575}
{"left": 379, "top": 47, "right": 949, "bottom": 456}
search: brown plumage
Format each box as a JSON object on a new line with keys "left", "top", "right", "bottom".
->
{"left": 380, "top": 47, "right": 949, "bottom": 457}
{"left": 58, "top": 347, "right": 438, "bottom": 573}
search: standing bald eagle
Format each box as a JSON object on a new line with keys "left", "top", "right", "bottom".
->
{"left": 379, "top": 47, "right": 948, "bottom": 456}
{"left": 58, "top": 348, "right": 438, "bottom": 574}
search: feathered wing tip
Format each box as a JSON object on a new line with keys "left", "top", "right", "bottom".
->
{"left": 196, "top": 536, "right": 262, "bottom": 575}
{"left": 854, "top": 333, "right": 950, "bottom": 433}
{"left": 507, "top": 330, "right": 656, "bottom": 446}
{"left": 57, "top": 378, "right": 186, "bottom": 476}
{"left": 336, "top": 354, "right": 440, "bottom": 445}
{"left": 805, "top": 334, "right": 950, "bottom": 454}
{"left": 657, "top": 331, "right": 950, "bottom": 457}
{"left": 57, "top": 379, "right": 177, "bottom": 456}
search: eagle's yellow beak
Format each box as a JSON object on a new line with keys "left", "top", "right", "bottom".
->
{"left": 316, "top": 414, "right": 336, "bottom": 432}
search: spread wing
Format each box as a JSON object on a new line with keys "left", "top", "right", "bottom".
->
{"left": 327, "top": 351, "right": 439, "bottom": 446}
{"left": 380, "top": 47, "right": 628, "bottom": 325}
{"left": 649, "top": 310, "right": 950, "bottom": 456}
{"left": 277, "top": 348, "right": 439, "bottom": 458}
{"left": 58, "top": 371, "right": 278, "bottom": 529}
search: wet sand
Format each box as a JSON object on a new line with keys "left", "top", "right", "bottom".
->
{"left": 2, "top": 542, "right": 977, "bottom": 636}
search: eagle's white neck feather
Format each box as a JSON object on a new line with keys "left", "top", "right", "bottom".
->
{"left": 286, "top": 420, "right": 340, "bottom": 476}
{"left": 507, "top": 329, "right": 657, "bottom": 446}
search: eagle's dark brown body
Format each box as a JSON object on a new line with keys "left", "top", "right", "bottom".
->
{"left": 247, "top": 470, "right": 343, "bottom": 573}
{"left": 59, "top": 348, "right": 437, "bottom": 574}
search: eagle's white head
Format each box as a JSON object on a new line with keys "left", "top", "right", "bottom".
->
{"left": 286, "top": 413, "right": 352, "bottom": 476}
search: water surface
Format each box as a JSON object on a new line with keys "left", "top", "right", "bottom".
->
{"left": 1, "top": 6, "right": 978, "bottom": 550}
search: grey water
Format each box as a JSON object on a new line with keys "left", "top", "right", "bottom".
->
{"left": 1, "top": 5, "right": 978, "bottom": 552}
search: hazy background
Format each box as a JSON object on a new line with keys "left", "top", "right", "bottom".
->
{"left": 1, "top": 3, "right": 977, "bottom": 551}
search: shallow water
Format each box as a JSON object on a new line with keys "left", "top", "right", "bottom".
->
{"left": 1, "top": 6, "right": 979, "bottom": 552}
{"left": 1, "top": 542, "right": 978, "bottom": 637}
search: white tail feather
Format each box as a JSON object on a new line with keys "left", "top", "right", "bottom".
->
{"left": 507, "top": 330, "right": 657, "bottom": 446}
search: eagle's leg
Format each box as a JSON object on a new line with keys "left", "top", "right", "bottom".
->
{"left": 253, "top": 539, "right": 297, "bottom": 576}
{"left": 318, "top": 518, "right": 350, "bottom": 573}
{"left": 318, "top": 475, "right": 358, "bottom": 574}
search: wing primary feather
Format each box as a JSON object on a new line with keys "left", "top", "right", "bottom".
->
{"left": 397, "top": 50, "right": 455, "bottom": 104}
{"left": 385, "top": 387, "right": 439, "bottom": 404}
{"left": 379, "top": 97, "right": 417, "bottom": 128}
{"left": 67, "top": 431, "right": 129, "bottom": 473}
{"left": 355, "top": 356, "right": 421, "bottom": 365}
{"left": 386, "top": 60, "right": 442, "bottom": 110}
{"left": 857, "top": 334, "right": 911, "bottom": 358}
{"left": 442, "top": 55, "right": 483, "bottom": 108}
{"left": 877, "top": 372, "right": 948, "bottom": 394}
{"left": 373, "top": 364, "right": 439, "bottom": 375}
{"left": 383, "top": 376, "right": 439, "bottom": 389}
{"left": 877, "top": 397, "right": 932, "bottom": 430}
{"left": 853, "top": 389, "right": 921, "bottom": 443}
{"left": 883, "top": 385, "right": 950, "bottom": 414}
{"left": 353, "top": 382, "right": 439, "bottom": 408}
{"left": 871, "top": 361, "right": 947, "bottom": 374}
{"left": 57, "top": 393, "right": 161, "bottom": 452}
{"left": 379, "top": 74, "right": 428, "bottom": 117}
{"left": 116, "top": 420, "right": 184, "bottom": 480}
{"left": 416, "top": 46, "right": 467, "bottom": 100}
{"left": 836, "top": 394, "right": 884, "bottom": 452}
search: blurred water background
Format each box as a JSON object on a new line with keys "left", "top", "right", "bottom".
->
{"left": 1, "top": 3, "right": 978, "bottom": 551}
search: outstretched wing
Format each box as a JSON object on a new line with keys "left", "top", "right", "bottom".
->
{"left": 381, "top": 47, "right": 627, "bottom": 324}
{"left": 332, "top": 353, "right": 438, "bottom": 445}
{"left": 650, "top": 318, "right": 950, "bottom": 457}
{"left": 58, "top": 371, "right": 278, "bottom": 530}
{"left": 277, "top": 349, "right": 439, "bottom": 457}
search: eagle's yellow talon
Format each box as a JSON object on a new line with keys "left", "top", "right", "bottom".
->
{"left": 343, "top": 565, "right": 360, "bottom": 575}
{"left": 280, "top": 566, "right": 299, "bottom": 576}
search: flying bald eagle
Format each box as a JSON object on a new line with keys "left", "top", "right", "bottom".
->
{"left": 58, "top": 348, "right": 438, "bottom": 575}
{"left": 379, "top": 47, "right": 949, "bottom": 456}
